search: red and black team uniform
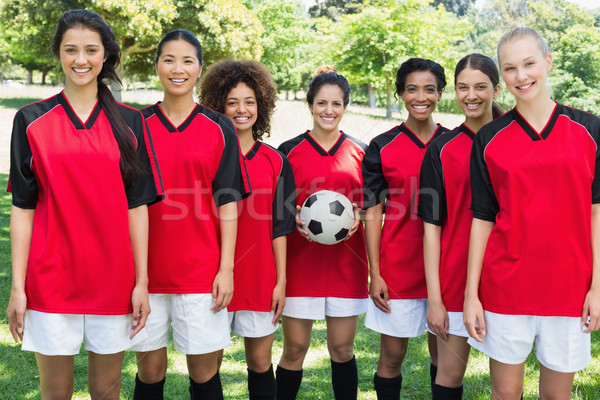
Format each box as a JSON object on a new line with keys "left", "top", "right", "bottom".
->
{"left": 229, "top": 141, "right": 296, "bottom": 313}
{"left": 468, "top": 103, "right": 600, "bottom": 372}
{"left": 417, "top": 124, "right": 475, "bottom": 314}
{"left": 471, "top": 104, "right": 600, "bottom": 317}
{"left": 278, "top": 131, "right": 368, "bottom": 302}
{"left": 141, "top": 103, "right": 250, "bottom": 295}
{"left": 9, "top": 92, "right": 162, "bottom": 315}
{"left": 362, "top": 123, "right": 447, "bottom": 302}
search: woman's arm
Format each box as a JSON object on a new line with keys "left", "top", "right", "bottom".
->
{"left": 365, "top": 203, "right": 390, "bottom": 313}
{"left": 7, "top": 206, "right": 34, "bottom": 342}
{"left": 212, "top": 201, "right": 238, "bottom": 313}
{"left": 271, "top": 236, "right": 287, "bottom": 324}
{"left": 582, "top": 203, "right": 600, "bottom": 332}
{"left": 463, "top": 217, "right": 494, "bottom": 342}
{"left": 423, "top": 222, "right": 448, "bottom": 341}
{"left": 128, "top": 204, "right": 150, "bottom": 339}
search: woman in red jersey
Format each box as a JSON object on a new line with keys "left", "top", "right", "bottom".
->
{"left": 6, "top": 9, "right": 161, "bottom": 399}
{"left": 131, "top": 30, "right": 250, "bottom": 400}
{"left": 276, "top": 68, "right": 368, "bottom": 400}
{"left": 200, "top": 59, "right": 296, "bottom": 400}
{"left": 362, "top": 58, "right": 447, "bottom": 399}
{"left": 464, "top": 26, "right": 600, "bottom": 400}
{"left": 418, "top": 53, "right": 502, "bottom": 399}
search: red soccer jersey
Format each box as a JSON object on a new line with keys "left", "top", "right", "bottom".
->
{"left": 9, "top": 92, "right": 163, "bottom": 314}
{"left": 228, "top": 141, "right": 296, "bottom": 312}
{"left": 362, "top": 123, "right": 447, "bottom": 299}
{"left": 278, "top": 131, "right": 368, "bottom": 298}
{"left": 418, "top": 124, "right": 475, "bottom": 311}
{"left": 471, "top": 104, "right": 600, "bottom": 316}
{"left": 142, "top": 103, "right": 250, "bottom": 294}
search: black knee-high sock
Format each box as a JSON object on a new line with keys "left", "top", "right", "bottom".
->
{"left": 248, "top": 364, "right": 275, "bottom": 400}
{"left": 331, "top": 356, "right": 358, "bottom": 400}
{"left": 189, "top": 372, "right": 223, "bottom": 400}
{"left": 430, "top": 363, "right": 438, "bottom": 387}
{"left": 373, "top": 373, "right": 402, "bottom": 400}
{"left": 432, "top": 383, "right": 463, "bottom": 400}
{"left": 133, "top": 374, "right": 165, "bottom": 400}
{"left": 275, "top": 365, "right": 303, "bottom": 400}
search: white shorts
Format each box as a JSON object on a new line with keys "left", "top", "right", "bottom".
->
{"left": 467, "top": 311, "right": 591, "bottom": 373}
{"left": 282, "top": 297, "right": 367, "bottom": 320}
{"left": 130, "top": 293, "right": 230, "bottom": 355}
{"left": 427, "top": 311, "right": 469, "bottom": 338}
{"left": 364, "top": 298, "right": 428, "bottom": 338}
{"left": 228, "top": 310, "right": 278, "bottom": 338}
{"left": 22, "top": 309, "right": 145, "bottom": 356}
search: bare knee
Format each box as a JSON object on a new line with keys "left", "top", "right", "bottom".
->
{"left": 89, "top": 378, "right": 121, "bottom": 400}
{"left": 41, "top": 385, "right": 74, "bottom": 400}
{"left": 188, "top": 353, "right": 220, "bottom": 384}
{"left": 327, "top": 341, "right": 354, "bottom": 363}
{"left": 491, "top": 385, "right": 523, "bottom": 400}
{"left": 436, "top": 368, "right": 465, "bottom": 388}
{"left": 136, "top": 350, "right": 168, "bottom": 383}
{"left": 281, "top": 339, "right": 309, "bottom": 365}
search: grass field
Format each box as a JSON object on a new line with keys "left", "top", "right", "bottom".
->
{"left": 0, "top": 89, "right": 599, "bottom": 398}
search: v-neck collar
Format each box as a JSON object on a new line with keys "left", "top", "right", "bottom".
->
{"left": 511, "top": 102, "right": 560, "bottom": 141}
{"left": 58, "top": 91, "right": 102, "bottom": 130}
{"left": 244, "top": 140, "right": 261, "bottom": 160}
{"left": 460, "top": 123, "right": 476, "bottom": 140}
{"left": 400, "top": 122, "right": 443, "bottom": 148}
{"left": 154, "top": 102, "right": 200, "bottom": 133}
{"left": 304, "top": 130, "right": 346, "bottom": 156}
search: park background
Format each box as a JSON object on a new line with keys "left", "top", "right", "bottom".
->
{"left": 0, "top": 0, "right": 600, "bottom": 398}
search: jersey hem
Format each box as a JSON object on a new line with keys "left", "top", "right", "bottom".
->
{"left": 387, "top": 293, "right": 428, "bottom": 300}
{"left": 228, "top": 305, "right": 272, "bottom": 312}
{"left": 285, "top": 293, "right": 368, "bottom": 299}
{"left": 12, "top": 200, "right": 36, "bottom": 209}
{"left": 472, "top": 212, "right": 496, "bottom": 222}
{"left": 148, "top": 288, "right": 213, "bottom": 294}
{"left": 273, "top": 227, "right": 296, "bottom": 239}
{"left": 482, "top": 305, "right": 583, "bottom": 317}
{"left": 418, "top": 214, "right": 443, "bottom": 226}
{"left": 27, "top": 305, "right": 132, "bottom": 315}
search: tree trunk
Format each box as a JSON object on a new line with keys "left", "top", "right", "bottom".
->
{"left": 41, "top": 66, "right": 52, "bottom": 85}
{"left": 386, "top": 76, "right": 392, "bottom": 119}
{"left": 26, "top": 70, "right": 33, "bottom": 85}
{"left": 367, "top": 83, "right": 376, "bottom": 108}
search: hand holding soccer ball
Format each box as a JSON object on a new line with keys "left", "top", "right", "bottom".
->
{"left": 297, "top": 190, "right": 357, "bottom": 245}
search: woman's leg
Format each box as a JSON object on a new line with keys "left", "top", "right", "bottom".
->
{"left": 187, "top": 351, "right": 223, "bottom": 400}
{"left": 538, "top": 363, "right": 574, "bottom": 400}
{"left": 326, "top": 315, "right": 359, "bottom": 400}
{"left": 432, "top": 334, "right": 470, "bottom": 399}
{"left": 88, "top": 351, "right": 125, "bottom": 400}
{"left": 245, "top": 334, "right": 276, "bottom": 400}
{"left": 134, "top": 348, "right": 168, "bottom": 399}
{"left": 373, "top": 335, "right": 408, "bottom": 399}
{"left": 489, "top": 359, "right": 524, "bottom": 400}
{"left": 35, "top": 354, "right": 74, "bottom": 400}
{"left": 428, "top": 332, "right": 438, "bottom": 385}
{"left": 277, "top": 316, "right": 313, "bottom": 400}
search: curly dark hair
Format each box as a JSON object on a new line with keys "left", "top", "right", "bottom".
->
{"left": 395, "top": 58, "right": 446, "bottom": 97}
{"left": 200, "top": 60, "right": 278, "bottom": 140}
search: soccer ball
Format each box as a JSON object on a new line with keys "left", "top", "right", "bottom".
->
{"left": 299, "top": 190, "right": 355, "bottom": 245}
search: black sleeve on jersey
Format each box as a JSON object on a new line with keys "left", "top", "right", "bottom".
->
{"left": 417, "top": 143, "right": 446, "bottom": 226}
{"left": 10, "top": 110, "right": 37, "bottom": 209}
{"left": 470, "top": 128, "right": 499, "bottom": 222}
{"left": 277, "top": 134, "right": 305, "bottom": 156}
{"left": 362, "top": 140, "right": 387, "bottom": 209}
{"left": 123, "top": 108, "right": 164, "bottom": 208}
{"left": 583, "top": 113, "right": 600, "bottom": 204}
{"left": 213, "top": 117, "right": 250, "bottom": 206}
{"left": 273, "top": 154, "right": 297, "bottom": 239}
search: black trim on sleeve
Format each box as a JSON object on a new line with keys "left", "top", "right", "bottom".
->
{"left": 417, "top": 133, "right": 448, "bottom": 225}
{"left": 278, "top": 134, "right": 306, "bottom": 156}
{"left": 268, "top": 145, "right": 296, "bottom": 239}
{"left": 362, "top": 129, "right": 397, "bottom": 209}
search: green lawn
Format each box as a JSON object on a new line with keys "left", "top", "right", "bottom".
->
{"left": 1, "top": 172, "right": 599, "bottom": 399}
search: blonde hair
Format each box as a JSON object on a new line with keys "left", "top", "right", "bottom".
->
{"left": 313, "top": 65, "right": 337, "bottom": 77}
{"left": 497, "top": 24, "right": 551, "bottom": 63}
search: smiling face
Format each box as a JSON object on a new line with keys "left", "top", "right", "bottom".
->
{"left": 455, "top": 67, "right": 500, "bottom": 121}
{"left": 155, "top": 39, "right": 202, "bottom": 97}
{"left": 401, "top": 70, "right": 441, "bottom": 122}
{"left": 224, "top": 82, "right": 258, "bottom": 138}
{"left": 59, "top": 27, "right": 105, "bottom": 90}
{"left": 308, "top": 84, "right": 346, "bottom": 133}
{"left": 499, "top": 37, "right": 552, "bottom": 104}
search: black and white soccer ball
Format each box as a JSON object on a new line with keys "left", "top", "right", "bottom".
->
{"left": 299, "top": 190, "right": 354, "bottom": 245}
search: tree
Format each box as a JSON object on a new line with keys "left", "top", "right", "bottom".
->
{"left": 254, "top": 0, "right": 313, "bottom": 95}
{"left": 309, "top": 0, "right": 364, "bottom": 19}
{"left": 173, "top": 0, "right": 264, "bottom": 67}
{"left": 430, "top": 0, "right": 475, "bottom": 16}
{"left": 555, "top": 25, "right": 600, "bottom": 90}
{"left": 333, "top": 0, "right": 469, "bottom": 118}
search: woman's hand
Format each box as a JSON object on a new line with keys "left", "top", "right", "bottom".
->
{"left": 211, "top": 269, "right": 234, "bottom": 313}
{"left": 344, "top": 203, "right": 361, "bottom": 240}
{"left": 582, "top": 285, "right": 600, "bottom": 333}
{"left": 463, "top": 295, "right": 486, "bottom": 343}
{"left": 130, "top": 284, "right": 150, "bottom": 339}
{"left": 295, "top": 205, "right": 312, "bottom": 241}
{"left": 6, "top": 288, "right": 27, "bottom": 343}
{"left": 427, "top": 299, "right": 449, "bottom": 341}
{"left": 271, "top": 282, "right": 286, "bottom": 325}
{"left": 370, "top": 274, "right": 391, "bottom": 313}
